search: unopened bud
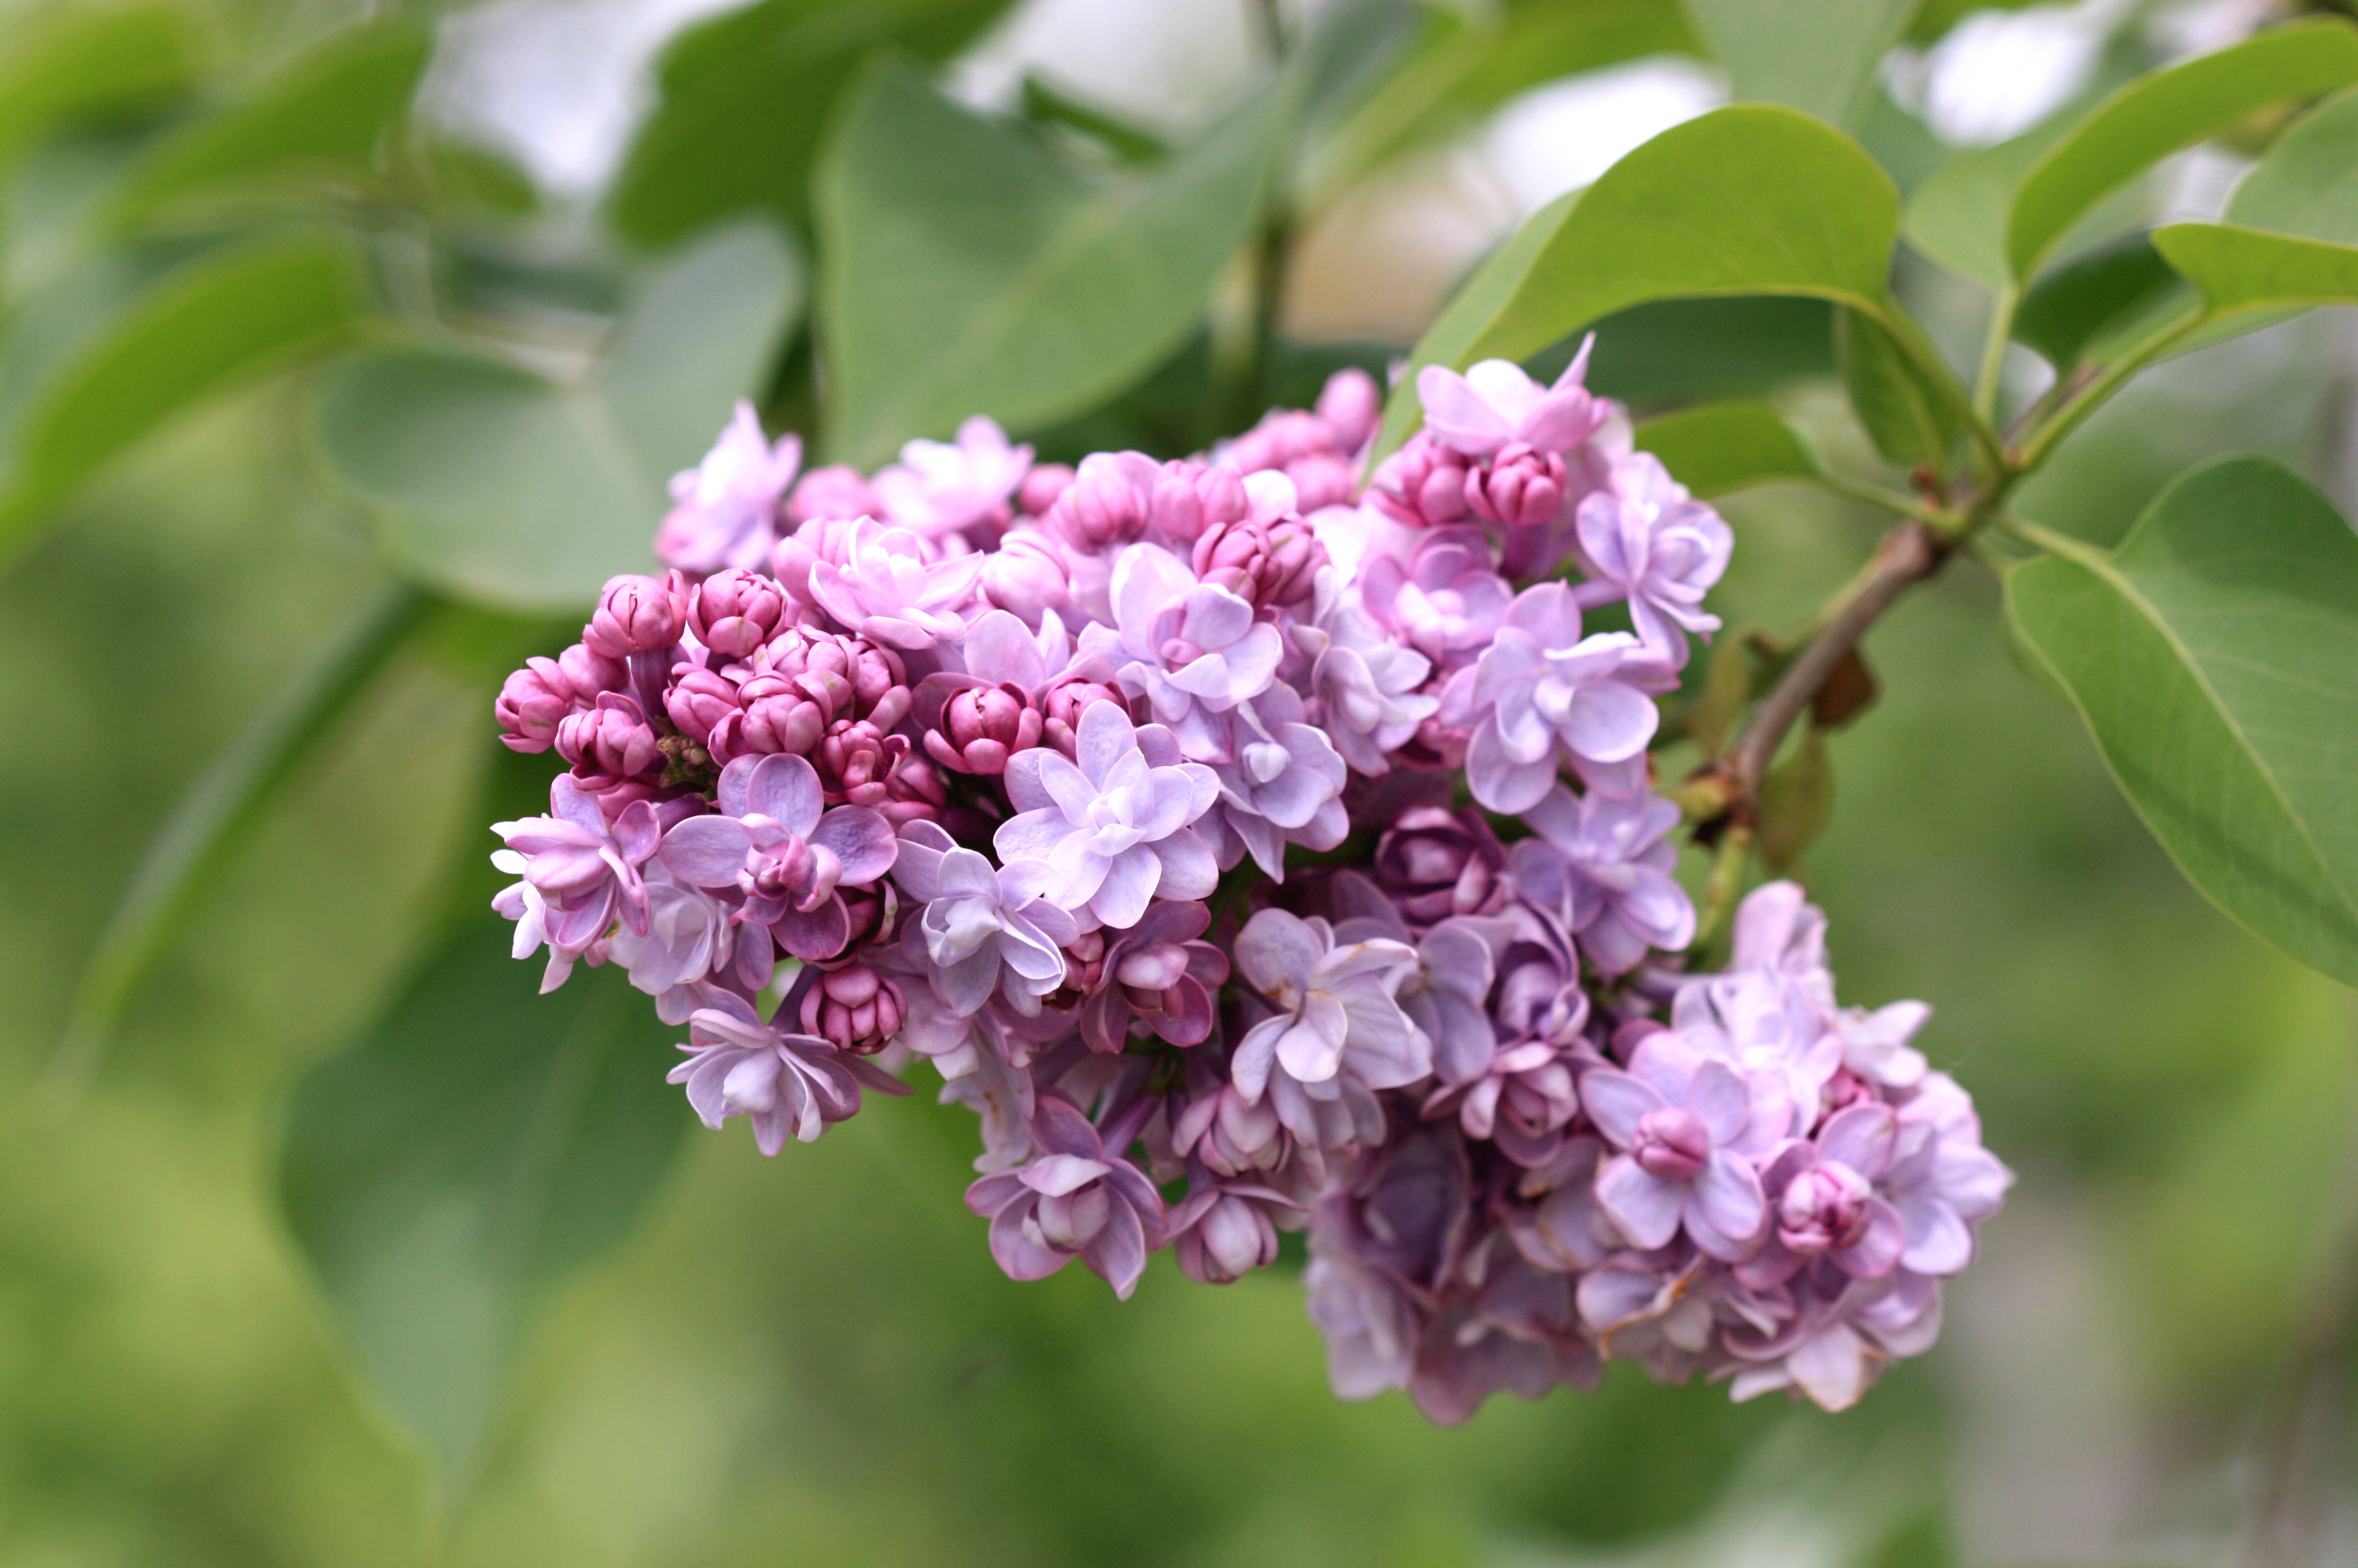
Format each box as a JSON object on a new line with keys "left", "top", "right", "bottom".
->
{"left": 585, "top": 573, "right": 686, "bottom": 657}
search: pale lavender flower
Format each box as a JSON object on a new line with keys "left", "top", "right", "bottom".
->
{"left": 1503, "top": 1137, "right": 1614, "bottom": 1275}
{"left": 1201, "top": 685, "right": 1348, "bottom": 878}
{"left": 490, "top": 776, "right": 661, "bottom": 990}
{"left": 964, "top": 1092, "right": 1164, "bottom": 1299}
{"left": 658, "top": 753, "right": 897, "bottom": 961}
{"left": 1359, "top": 527, "right": 1512, "bottom": 669}
{"left": 1304, "top": 1228, "right": 1419, "bottom": 1400}
{"left": 1165, "top": 1177, "right": 1295, "bottom": 1284}
{"left": 1168, "top": 1078, "right": 1290, "bottom": 1179}
{"left": 892, "top": 821, "right": 1079, "bottom": 1016}
{"left": 1510, "top": 784, "right": 1694, "bottom": 973}
{"left": 993, "top": 699, "right": 1220, "bottom": 929}
{"left": 653, "top": 401, "right": 801, "bottom": 574}
{"left": 1415, "top": 341, "right": 1611, "bottom": 460}
{"left": 606, "top": 859, "right": 771, "bottom": 1022}
{"left": 787, "top": 464, "right": 882, "bottom": 526}
{"left": 872, "top": 416, "right": 1033, "bottom": 539}
{"left": 1295, "top": 567, "right": 1438, "bottom": 775}
{"left": 1571, "top": 452, "right": 1731, "bottom": 666}
{"left": 1083, "top": 542, "right": 1286, "bottom": 761}
{"left": 807, "top": 518, "right": 984, "bottom": 649}
{"left": 1736, "top": 1102, "right": 1908, "bottom": 1290}
{"left": 1077, "top": 898, "right": 1227, "bottom": 1053}
{"left": 1883, "top": 1070, "right": 2013, "bottom": 1275}
{"left": 975, "top": 526, "right": 1070, "bottom": 625}
{"left": 1447, "top": 580, "right": 1657, "bottom": 812}
{"left": 1837, "top": 999, "right": 1932, "bottom": 1089}
{"left": 1231, "top": 909, "right": 1430, "bottom": 1143}
{"left": 667, "top": 988, "right": 909, "bottom": 1154}
{"left": 1583, "top": 1030, "right": 1789, "bottom": 1259}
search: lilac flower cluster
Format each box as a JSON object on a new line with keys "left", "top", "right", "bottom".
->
{"left": 488, "top": 347, "right": 2009, "bottom": 1421}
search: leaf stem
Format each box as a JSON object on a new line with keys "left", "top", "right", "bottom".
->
{"left": 1690, "top": 521, "right": 1952, "bottom": 827}
{"left": 2016, "top": 307, "right": 2205, "bottom": 471}
{"left": 1973, "top": 282, "right": 2018, "bottom": 425}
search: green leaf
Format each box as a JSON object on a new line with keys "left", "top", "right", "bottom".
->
{"left": 1373, "top": 104, "right": 1902, "bottom": 460}
{"left": 0, "top": 236, "right": 368, "bottom": 560}
{"left": 1631, "top": 400, "right": 1821, "bottom": 498}
{"left": 0, "top": 2, "right": 199, "bottom": 171}
{"left": 816, "top": 62, "right": 1275, "bottom": 467}
{"left": 101, "top": 15, "right": 430, "bottom": 232}
{"left": 609, "top": 0, "right": 1015, "bottom": 250}
{"left": 2225, "top": 83, "right": 2358, "bottom": 244}
{"left": 1836, "top": 305, "right": 1961, "bottom": 471}
{"left": 2149, "top": 221, "right": 2358, "bottom": 321}
{"left": 1902, "top": 123, "right": 2062, "bottom": 290}
{"left": 46, "top": 584, "right": 431, "bottom": 1095}
{"left": 283, "top": 748, "right": 695, "bottom": 1481}
{"left": 2006, "top": 457, "right": 2358, "bottom": 987}
{"left": 2006, "top": 19, "right": 2358, "bottom": 281}
{"left": 314, "top": 222, "right": 800, "bottom": 611}
{"left": 1684, "top": 0, "right": 1915, "bottom": 128}
{"left": 2012, "top": 230, "right": 2188, "bottom": 368}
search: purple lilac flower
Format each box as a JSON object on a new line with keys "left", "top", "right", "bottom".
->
{"left": 1583, "top": 1030, "right": 1789, "bottom": 1259}
{"left": 992, "top": 700, "right": 1220, "bottom": 929}
{"left": 893, "top": 821, "right": 1080, "bottom": 1016}
{"left": 1359, "top": 527, "right": 1512, "bottom": 669}
{"left": 1231, "top": 909, "right": 1430, "bottom": 1144}
{"left": 1509, "top": 784, "right": 1695, "bottom": 974}
{"left": 490, "top": 776, "right": 662, "bottom": 990}
{"left": 1078, "top": 899, "right": 1227, "bottom": 1053}
{"left": 1083, "top": 542, "right": 1286, "bottom": 761}
{"left": 654, "top": 401, "right": 801, "bottom": 574}
{"left": 871, "top": 416, "right": 1032, "bottom": 540}
{"left": 1571, "top": 451, "right": 1731, "bottom": 666}
{"left": 1296, "top": 569, "right": 1438, "bottom": 775}
{"left": 1447, "top": 580, "right": 1657, "bottom": 812}
{"left": 1415, "top": 343, "right": 1611, "bottom": 460}
{"left": 964, "top": 1092, "right": 1164, "bottom": 1298}
{"left": 807, "top": 519, "right": 983, "bottom": 649}
{"left": 667, "top": 989, "right": 910, "bottom": 1155}
{"left": 657, "top": 753, "right": 897, "bottom": 961}
{"left": 1200, "top": 685, "right": 1348, "bottom": 878}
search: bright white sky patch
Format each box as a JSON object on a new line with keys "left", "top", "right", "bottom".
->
{"left": 1481, "top": 56, "right": 1729, "bottom": 216}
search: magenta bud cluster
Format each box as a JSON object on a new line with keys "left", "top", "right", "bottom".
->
{"left": 488, "top": 360, "right": 2007, "bottom": 1424}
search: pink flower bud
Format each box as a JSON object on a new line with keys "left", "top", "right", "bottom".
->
{"left": 1041, "top": 677, "right": 1126, "bottom": 757}
{"left": 1778, "top": 1164, "right": 1873, "bottom": 1255}
{"left": 1151, "top": 461, "right": 1247, "bottom": 544}
{"left": 1191, "top": 515, "right": 1326, "bottom": 612}
{"left": 1054, "top": 451, "right": 1154, "bottom": 548}
{"left": 1018, "top": 463, "right": 1075, "bottom": 517}
{"left": 1464, "top": 442, "right": 1565, "bottom": 530}
{"left": 924, "top": 682, "right": 1043, "bottom": 775}
{"left": 1374, "top": 806, "right": 1506, "bottom": 925}
{"left": 690, "top": 568, "right": 787, "bottom": 658}
{"left": 1632, "top": 1107, "right": 1710, "bottom": 1180}
{"left": 812, "top": 717, "right": 907, "bottom": 807}
{"left": 554, "top": 643, "right": 628, "bottom": 703}
{"left": 1286, "top": 453, "right": 1357, "bottom": 512}
{"left": 662, "top": 666, "right": 741, "bottom": 751}
{"left": 585, "top": 573, "right": 687, "bottom": 658}
{"left": 977, "top": 529, "right": 1069, "bottom": 624}
{"left": 799, "top": 962, "right": 905, "bottom": 1055}
{"left": 716, "top": 690, "right": 827, "bottom": 759}
{"left": 556, "top": 693, "right": 660, "bottom": 782}
{"left": 1368, "top": 433, "right": 1470, "bottom": 529}
{"left": 1059, "top": 931, "right": 1108, "bottom": 997}
{"left": 495, "top": 658, "right": 573, "bottom": 751}
{"left": 787, "top": 464, "right": 881, "bottom": 524}
{"left": 1316, "top": 366, "right": 1380, "bottom": 452}
{"left": 881, "top": 751, "right": 947, "bottom": 829}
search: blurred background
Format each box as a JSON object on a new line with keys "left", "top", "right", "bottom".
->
{"left": 2, "top": 0, "right": 2356, "bottom": 1563}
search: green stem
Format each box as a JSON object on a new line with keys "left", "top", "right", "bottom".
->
{"left": 1973, "top": 283, "right": 2018, "bottom": 425}
{"left": 1811, "top": 470, "right": 1945, "bottom": 526}
{"left": 1690, "top": 825, "right": 1756, "bottom": 964}
{"left": 2016, "top": 308, "right": 2205, "bottom": 472}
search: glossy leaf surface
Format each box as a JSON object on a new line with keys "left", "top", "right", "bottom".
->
{"left": 2008, "top": 457, "right": 2358, "bottom": 987}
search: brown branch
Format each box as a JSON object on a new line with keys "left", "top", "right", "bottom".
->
{"left": 1688, "top": 521, "right": 1953, "bottom": 827}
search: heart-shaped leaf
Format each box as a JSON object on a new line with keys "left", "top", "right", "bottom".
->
{"left": 2005, "top": 19, "right": 2358, "bottom": 282}
{"left": 0, "top": 236, "right": 367, "bottom": 562}
{"left": 815, "top": 61, "right": 1277, "bottom": 467}
{"left": 283, "top": 745, "right": 696, "bottom": 1482}
{"left": 2007, "top": 457, "right": 2358, "bottom": 987}
{"left": 1373, "top": 104, "right": 1902, "bottom": 459}
{"left": 1684, "top": 0, "right": 1914, "bottom": 128}
{"left": 1631, "top": 400, "right": 1821, "bottom": 499}
{"left": 313, "top": 222, "right": 799, "bottom": 611}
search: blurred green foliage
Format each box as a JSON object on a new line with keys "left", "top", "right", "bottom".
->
{"left": 4, "top": 0, "right": 2358, "bottom": 1563}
